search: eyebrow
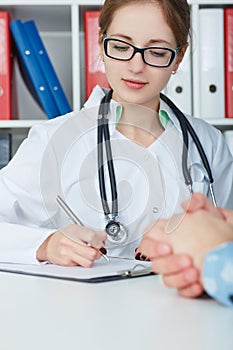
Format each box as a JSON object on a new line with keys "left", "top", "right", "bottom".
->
{"left": 108, "top": 33, "right": 172, "bottom": 47}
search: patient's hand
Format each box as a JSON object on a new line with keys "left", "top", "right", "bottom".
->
{"left": 137, "top": 194, "right": 233, "bottom": 298}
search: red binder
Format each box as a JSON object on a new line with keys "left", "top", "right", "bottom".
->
{"left": 0, "top": 12, "right": 12, "bottom": 120}
{"left": 224, "top": 8, "right": 233, "bottom": 118}
{"left": 84, "top": 11, "right": 110, "bottom": 99}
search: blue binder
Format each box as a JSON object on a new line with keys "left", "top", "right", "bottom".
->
{"left": 0, "top": 133, "right": 11, "bottom": 169}
{"left": 23, "top": 20, "right": 72, "bottom": 116}
{"left": 10, "top": 20, "right": 71, "bottom": 119}
{"left": 11, "top": 20, "right": 59, "bottom": 118}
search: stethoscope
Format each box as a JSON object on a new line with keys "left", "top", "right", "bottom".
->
{"left": 97, "top": 89, "right": 217, "bottom": 244}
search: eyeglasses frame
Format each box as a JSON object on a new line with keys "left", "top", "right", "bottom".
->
{"left": 103, "top": 37, "right": 181, "bottom": 68}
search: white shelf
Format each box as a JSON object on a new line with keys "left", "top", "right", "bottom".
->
{"left": 0, "top": 0, "right": 103, "bottom": 5}
{"left": 204, "top": 119, "right": 233, "bottom": 126}
{"left": 1, "top": 118, "right": 232, "bottom": 130}
{"left": 0, "top": 0, "right": 232, "bottom": 155}
{"left": 2, "top": 0, "right": 232, "bottom": 6}
{"left": 191, "top": 0, "right": 233, "bottom": 4}
{"left": 0, "top": 120, "right": 46, "bottom": 129}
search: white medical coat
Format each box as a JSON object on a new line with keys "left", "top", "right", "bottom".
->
{"left": 1, "top": 86, "right": 233, "bottom": 263}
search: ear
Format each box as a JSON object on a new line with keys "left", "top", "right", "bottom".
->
{"left": 98, "top": 28, "right": 103, "bottom": 44}
{"left": 173, "top": 43, "right": 188, "bottom": 72}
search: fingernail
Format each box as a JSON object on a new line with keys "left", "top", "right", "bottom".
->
{"left": 99, "top": 247, "right": 107, "bottom": 255}
{"left": 135, "top": 252, "right": 150, "bottom": 261}
{"left": 141, "top": 254, "right": 147, "bottom": 261}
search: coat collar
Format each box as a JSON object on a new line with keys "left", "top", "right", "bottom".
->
{"left": 84, "top": 85, "right": 183, "bottom": 136}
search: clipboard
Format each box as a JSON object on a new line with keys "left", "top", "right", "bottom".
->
{"left": 0, "top": 258, "right": 154, "bottom": 283}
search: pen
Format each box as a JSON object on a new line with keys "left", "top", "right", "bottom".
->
{"left": 56, "top": 195, "right": 109, "bottom": 261}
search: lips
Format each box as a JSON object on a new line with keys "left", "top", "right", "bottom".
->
{"left": 123, "top": 78, "right": 147, "bottom": 89}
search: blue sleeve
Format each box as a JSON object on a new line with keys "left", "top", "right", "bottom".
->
{"left": 203, "top": 242, "right": 233, "bottom": 307}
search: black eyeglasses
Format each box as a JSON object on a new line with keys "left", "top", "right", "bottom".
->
{"left": 104, "top": 38, "right": 180, "bottom": 68}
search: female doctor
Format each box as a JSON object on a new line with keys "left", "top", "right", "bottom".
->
{"left": 0, "top": 0, "right": 233, "bottom": 267}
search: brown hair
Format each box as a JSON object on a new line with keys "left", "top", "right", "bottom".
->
{"left": 99, "top": 0, "right": 190, "bottom": 48}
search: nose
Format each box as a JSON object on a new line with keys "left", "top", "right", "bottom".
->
{"left": 128, "top": 52, "right": 145, "bottom": 73}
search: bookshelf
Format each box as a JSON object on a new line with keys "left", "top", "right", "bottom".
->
{"left": 0, "top": 0, "right": 233, "bottom": 154}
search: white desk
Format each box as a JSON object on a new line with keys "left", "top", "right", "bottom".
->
{"left": 0, "top": 272, "right": 232, "bottom": 350}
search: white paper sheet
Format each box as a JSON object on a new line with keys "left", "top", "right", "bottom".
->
{"left": 0, "top": 257, "right": 153, "bottom": 283}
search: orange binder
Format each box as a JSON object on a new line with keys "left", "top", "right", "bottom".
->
{"left": 224, "top": 8, "right": 233, "bottom": 118}
{"left": 84, "top": 11, "right": 110, "bottom": 99}
{"left": 0, "top": 12, "right": 11, "bottom": 120}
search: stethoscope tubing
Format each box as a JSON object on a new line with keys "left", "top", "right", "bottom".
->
{"left": 160, "top": 93, "right": 214, "bottom": 185}
{"left": 98, "top": 89, "right": 118, "bottom": 217}
{"left": 97, "top": 89, "right": 217, "bottom": 226}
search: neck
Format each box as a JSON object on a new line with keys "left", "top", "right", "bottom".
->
{"left": 116, "top": 103, "right": 164, "bottom": 147}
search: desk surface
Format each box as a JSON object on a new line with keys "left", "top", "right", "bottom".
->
{"left": 0, "top": 272, "right": 232, "bottom": 350}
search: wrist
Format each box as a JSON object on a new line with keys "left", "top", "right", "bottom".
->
{"left": 36, "top": 234, "right": 53, "bottom": 262}
{"left": 202, "top": 242, "right": 233, "bottom": 307}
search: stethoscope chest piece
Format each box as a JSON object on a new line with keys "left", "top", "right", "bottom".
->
{"left": 105, "top": 220, "right": 128, "bottom": 244}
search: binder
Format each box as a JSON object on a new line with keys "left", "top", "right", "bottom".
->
{"left": 10, "top": 19, "right": 60, "bottom": 119}
{"left": 163, "top": 45, "right": 192, "bottom": 115}
{"left": 199, "top": 9, "right": 225, "bottom": 119}
{"left": 0, "top": 132, "right": 11, "bottom": 169}
{"left": 224, "top": 8, "right": 233, "bottom": 118}
{"left": 23, "top": 20, "right": 72, "bottom": 116}
{"left": 0, "top": 258, "right": 153, "bottom": 283}
{"left": 0, "top": 12, "right": 12, "bottom": 120}
{"left": 84, "top": 11, "right": 110, "bottom": 99}
{"left": 223, "top": 130, "right": 233, "bottom": 156}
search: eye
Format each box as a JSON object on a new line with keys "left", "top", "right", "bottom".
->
{"left": 112, "top": 43, "right": 130, "bottom": 52}
{"left": 148, "top": 48, "right": 167, "bottom": 58}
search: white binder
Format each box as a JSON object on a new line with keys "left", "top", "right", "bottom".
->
{"left": 199, "top": 8, "right": 224, "bottom": 119}
{"left": 163, "top": 45, "right": 192, "bottom": 115}
{"left": 223, "top": 130, "right": 233, "bottom": 156}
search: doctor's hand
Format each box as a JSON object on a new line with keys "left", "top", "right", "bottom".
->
{"left": 36, "top": 224, "right": 107, "bottom": 268}
{"left": 137, "top": 206, "right": 233, "bottom": 298}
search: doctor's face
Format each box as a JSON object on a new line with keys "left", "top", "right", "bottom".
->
{"left": 102, "top": 3, "right": 182, "bottom": 111}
